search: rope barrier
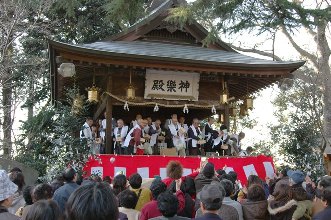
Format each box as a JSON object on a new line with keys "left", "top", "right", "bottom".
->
{"left": 103, "top": 92, "right": 218, "bottom": 109}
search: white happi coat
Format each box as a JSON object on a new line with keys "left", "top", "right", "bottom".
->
{"left": 213, "top": 134, "right": 228, "bottom": 147}
{"left": 123, "top": 124, "right": 144, "bottom": 148}
{"left": 149, "top": 124, "right": 161, "bottom": 147}
{"left": 168, "top": 123, "right": 185, "bottom": 147}
{"left": 189, "top": 125, "right": 200, "bottom": 148}
{"left": 80, "top": 122, "right": 92, "bottom": 140}
{"left": 113, "top": 126, "right": 128, "bottom": 148}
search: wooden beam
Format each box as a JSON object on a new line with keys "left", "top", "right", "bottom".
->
{"left": 93, "top": 96, "right": 107, "bottom": 121}
{"left": 106, "top": 72, "right": 113, "bottom": 154}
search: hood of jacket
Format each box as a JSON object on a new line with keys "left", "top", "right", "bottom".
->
{"left": 242, "top": 200, "right": 268, "bottom": 220}
{"left": 268, "top": 199, "right": 297, "bottom": 215}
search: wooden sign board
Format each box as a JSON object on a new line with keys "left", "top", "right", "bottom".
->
{"left": 144, "top": 69, "right": 200, "bottom": 101}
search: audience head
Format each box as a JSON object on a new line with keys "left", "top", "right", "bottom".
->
{"left": 287, "top": 170, "right": 305, "bottom": 186}
{"left": 9, "top": 167, "right": 22, "bottom": 173}
{"left": 146, "top": 117, "right": 152, "bottom": 125}
{"left": 318, "top": 176, "right": 331, "bottom": 189}
{"left": 192, "top": 118, "right": 200, "bottom": 128}
{"left": 0, "top": 170, "right": 18, "bottom": 208}
{"left": 322, "top": 186, "right": 331, "bottom": 206}
{"left": 113, "top": 174, "right": 127, "bottom": 195}
{"left": 155, "top": 119, "right": 161, "bottom": 127}
{"left": 200, "top": 184, "right": 223, "bottom": 212}
{"left": 208, "top": 117, "right": 215, "bottom": 124}
{"left": 166, "top": 161, "right": 183, "bottom": 180}
{"left": 181, "top": 176, "right": 196, "bottom": 196}
{"left": 157, "top": 192, "right": 178, "bottom": 217}
{"left": 179, "top": 116, "right": 185, "bottom": 124}
{"left": 51, "top": 175, "right": 65, "bottom": 192}
{"left": 279, "top": 167, "right": 289, "bottom": 178}
{"left": 86, "top": 117, "right": 93, "bottom": 126}
{"left": 118, "top": 189, "right": 138, "bottom": 209}
{"left": 216, "top": 169, "right": 226, "bottom": 177}
{"left": 62, "top": 168, "right": 77, "bottom": 183}
{"left": 220, "top": 179, "right": 234, "bottom": 197}
{"left": 228, "top": 171, "right": 237, "bottom": 181}
{"left": 129, "top": 173, "right": 142, "bottom": 189}
{"left": 273, "top": 184, "right": 293, "bottom": 201}
{"left": 117, "top": 119, "right": 124, "bottom": 127}
{"left": 246, "top": 147, "right": 254, "bottom": 155}
{"left": 247, "top": 184, "right": 266, "bottom": 202}
{"left": 202, "top": 162, "right": 215, "bottom": 179}
{"left": 238, "top": 132, "right": 245, "bottom": 140}
{"left": 33, "top": 183, "right": 53, "bottom": 202}
{"left": 136, "top": 114, "right": 142, "bottom": 120}
{"left": 9, "top": 171, "right": 25, "bottom": 191}
{"left": 65, "top": 182, "right": 119, "bottom": 220}
{"left": 247, "top": 174, "right": 263, "bottom": 187}
{"left": 150, "top": 179, "right": 167, "bottom": 200}
{"left": 25, "top": 200, "right": 62, "bottom": 220}
{"left": 23, "top": 185, "right": 34, "bottom": 205}
{"left": 103, "top": 176, "right": 112, "bottom": 184}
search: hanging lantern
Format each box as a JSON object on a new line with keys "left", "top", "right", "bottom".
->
{"left": 239, "top": 104, "right": 248, "bottom": 117}
{"left": 86, "top": 84, "right": 101, "bottom": 103}
{"left": 244, "top": 96, "right": 253, "bottom": 110}
{"left": 58, "top": 63, "right": 76, "bottom": 77}
{"left": 126, "top": 69, "right": 136, "bottom": 100}
{"left": 126, "top": 84, "right": 136, "bottom": 100}
{"left": 86, "top": 68, "right": 101, "bottom": 103}
{"left": 220, "top": 89, "right": 228, "bottom": 105}
{"left": 220, "top": 78, "right": 228, "bottom": 105}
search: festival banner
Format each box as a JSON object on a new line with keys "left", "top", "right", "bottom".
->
{"left": 84, "top": 155, "right": 275, "bottom": 185}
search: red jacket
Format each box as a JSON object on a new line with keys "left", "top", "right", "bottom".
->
{"left": 139, "top": 190, "right": 185, "bottom": 220}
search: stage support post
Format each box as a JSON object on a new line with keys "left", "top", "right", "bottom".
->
{"left": 106, "top": 73, "right": 113, "bottom": 154}
{"left": 224, "top": 104, "right": 230, "bottom": 129}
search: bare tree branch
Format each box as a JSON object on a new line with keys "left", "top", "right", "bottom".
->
{"left": 228, "top": 44, "right": 283, "bottom": 61}
{"left": 280, "top": 25, "right": 319, "bottom": 68}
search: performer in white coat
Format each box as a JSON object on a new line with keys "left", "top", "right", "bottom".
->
{"left": 113, "top": 119, "right": 128, "bottom": 155}
{"left": 168, "top": 118, "right": 186, "bottom": 156}
{"left": 80, "top": 117, "right": 94, "bottom": 153}
{"left": 187, "top": 118, "right": 201, "bottom": 155}
{"left": 149, "top": 119, "right": 162, "bottom": 155}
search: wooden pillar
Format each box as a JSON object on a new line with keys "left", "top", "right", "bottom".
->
{"left": 224, "top": 104, "right": 230, "bottom": 129}
{"left": 106, "top": 74, "right": 113, "bottom": 154}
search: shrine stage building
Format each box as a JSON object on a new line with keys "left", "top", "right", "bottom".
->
{"left": 48, "top": 0, "right": 305, "bottom": 154}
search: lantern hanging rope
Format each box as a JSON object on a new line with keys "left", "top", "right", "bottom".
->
{"left": 103, "top": 92, "right": 218, "bottom": 109}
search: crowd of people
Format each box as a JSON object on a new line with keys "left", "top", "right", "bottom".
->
{"left": 81, "top": 113, "right": 251, "bottom": 157}
{"left": 1, "top": 160, "right": 331, "bottom": 220}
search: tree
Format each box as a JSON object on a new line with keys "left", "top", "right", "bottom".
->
{"left": 0, "top": 0, "right": 54, "bottom": 157}
{"left": 169, "top": 0, "right": 331, "bottom": 154}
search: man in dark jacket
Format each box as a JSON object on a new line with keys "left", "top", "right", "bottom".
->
{"left": 53, "top": 168, "right": 79, "bottom": 212}
{"left": 194, "top": 162, "right": 219, "bottom": 193}
{"left": 195, "top": 184, "right": 224, "bottom": 220}
{"left": 313, "top": 186, "right": 331, "bottom": 220}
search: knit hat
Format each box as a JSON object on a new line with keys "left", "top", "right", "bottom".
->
{"left": 0, "top": 170, "right": 18, "bottom": 201}
{"left": 287, "top": 170, "right": 305, "bottom": 185}
{"left": 203, "top": 162, "right": 215, "bottom": 178}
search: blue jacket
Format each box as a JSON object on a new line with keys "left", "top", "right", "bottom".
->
{"left": 313, "top": 206, "right": 331, "bottom": 220}
{"left": 53, "top": 182, "right": 79, "bottom": 212}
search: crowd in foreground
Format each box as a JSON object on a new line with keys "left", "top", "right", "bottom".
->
{"left": 1, "top": 161, "right": 331, "bottom": 220}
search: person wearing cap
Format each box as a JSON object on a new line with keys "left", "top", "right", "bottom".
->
{"left": 53, "top": 168, "right": 79, "bottom": 212}
{"left": 195, "top": 184, "right": 224, "bottom": 220}
{"left": 194, "top": 162, "right": 219, "bottom": 193}
{"left": 195, "top": 181, "right": 239, "bottom": 220}
{"left": 288, "top": 170, "right": 313, "bottom": 220}
{"left": 0, "top": 170, "right": 20, "bottom": 220}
